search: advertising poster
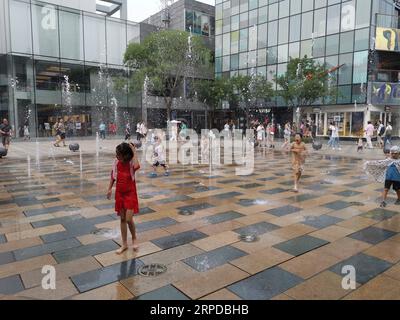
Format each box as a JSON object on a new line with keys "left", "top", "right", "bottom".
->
{"left": 201, "top": 15, "right": 210, "bottom": 36}
{"left": 375, "top": 27, "right": 400, "bottom": 51}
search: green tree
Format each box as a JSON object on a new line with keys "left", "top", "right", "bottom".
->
{"left": 124, "top": 30, "right": 212, "bottom": 121}
{"left": 274, "top": 56, "right": 337, "bottom": 122}
{"left": 229, "top": 74, "right": 274, "bottom": 126}
{"left": 195, "top": 77, "right": 233, "bottom": 128}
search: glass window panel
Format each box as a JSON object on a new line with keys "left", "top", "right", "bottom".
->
{"left": 249, "top": 0, "right": 258, "bottom": 10}
{"left": 257, "top": 48, "right": 267, "bottom": 66}
{"left": 248, "top": 50, "right": 257, "bottom": 67}
{"left": 338, "top": 53, "right": 353, "bottom": 85}
{"left": 289, "top": 42, "right": 300, "bottom": 59}
{"left": 10, "top": 0, "right": 32, "bottom": 54}
{"left": 240, "top": 0, "right": 248, "bottom": 13}
{"left": 268, "top": 21, "right": 278, "bottom": 46}
{"left": 257, "top": 66, "right": 266, "bottom": 77}
{"left": 240, "top": 12, "right": 248, "bottom": 28}
{"left": 353, "top": 51, "right": 368, "bottom": 84}
{"left": 277, "top": 63, "right": 287, "bottom": 77}
{"left": 84, "top": 14, "right": 106, "bottom": 63}
{"left": 267, "top": 65, "right": 276, "bottom": 83}
{"left": 326, "top": 34, "right": 339, "bottom": 55}
{"left": 356, "top": 0, "right": 371, "bottom": 29}
{"left": 337, "top": 85, "right": 352, "bottom": 103}
{"left": 278, "top": 18, "right": 289, "bottom": 44}
{"left": 215, "top": 57, "right": 222, "bottom": 73}
{"left": 267, "top": 46, "right": 277, "bottom": 64}
{"left": 216, "top": 35, "right": 222, "bottom": 57}
{"left": 249, "top": 9, "right": 258, "bottom": 26}
{"left": 223, "top": 33, "right": 231, "bottom": 56}
{"left": 231, "top": 0, "right": 240, "bottom": 15}
{"left": 231, "top": 15, "right": 240, "bottom": 30}
{"left": 268, "top": 3, "right": 279, "bottom": 21}
{"left": 59, "top": 10, "right": 84, "bottom": 60}
{"left": 258, "top": 23, "right": 267, "bottom": 48}
{"left": 258, "top": 6, "right": 268, "bottom": 24}
{"left": 303, "top": 0, "right": 314, "bottom": 12}
{"left": 313, "top": 37, "right": 325, "bottom": 57}
{"left": 301, "top": 12, "right": 313, "bottom": 40}
{"left": 290, "top": 0, "right": 301, "bottom": 15}
{"left": 223, "top": 16, "right": 231, "bottom": 33}
{"left": 106, "top": 19, "right": 126, "bottom": 65}
{"left": 290, "top": 14, "right": 301, "bottom": 42}
{"left": 249, "top": 25, "right": 258, "bottom": 51}
{"left": 127, "top": 22, "right": 139, "bottom": 44}
{"left": 223, "top": 56, "right": 230, "bottom": 72}
{"left": 239, "top": 52, "right": 248, "bottom": 69}
{"left": 327, "top": 4, "right": 340, "bottom": 35}
{"left": 314, "top": 8, "right": 326, "bottom": 37}
{"left": 315, "top": 0, "right": 327, "bottom": 9}
{"left": 216, "top": 4, "right": 223, "bottom": 20}
{"left": 354, "top": 28, "right": 370, "bottom": 51}
{"left": 341, "top": 0, "right": 355, "bottom": 32}
{"left": 279, "top": 0, "right": 290, "bottom": 18}
{"left": 231, "top": 31, "right": 239, "bottom": 53}
{"left": 32, "top": 3, "right": 60, "bottom": 57}
{"left": 301, "top": 40, "right": 312, "bottom": 58}
{"left": 239, "top": 28, "right": 248, "bottom": 52}
{"left": 340, "top": 31, "right": 354, "bottom": 54}
{"left": 216, "top": 19, "right": 223, "bottom": 35}
{"left": 278, "top": 44, "right": 288, "bottom": 63}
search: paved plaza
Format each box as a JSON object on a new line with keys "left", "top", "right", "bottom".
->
{"left": 1, "top": 138, "right": 400, "bottom": 300}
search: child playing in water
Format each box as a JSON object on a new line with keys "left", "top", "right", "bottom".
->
{"left": 364, "top": 146, "right": 400, "bottom": 208}
{"left": 107, "top": 142, "right": 140, "bottom": 254}
{"left": 151, "top": 136, "right": 170, "bottom": 177}
{"left": 290, "top": 133, "right": 308, "bottom": 193}
{"left": 357, "top": 137, "right": 364, "bottom": 153}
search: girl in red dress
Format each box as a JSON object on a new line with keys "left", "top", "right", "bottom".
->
{"left": 107, "top": 142, "right": 140, "bottom": 254}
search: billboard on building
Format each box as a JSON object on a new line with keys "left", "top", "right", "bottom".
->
{"left": 371, "top": 82, "right": 400, "bottom": 105}
{"left": 375, "top": 27, "right": 400, "bottom": 51}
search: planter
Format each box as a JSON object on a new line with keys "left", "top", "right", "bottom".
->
{"left": 0, "top": 147, "right": 7, "bottom": 157}
{"left": 312, "top": 141, "right": 323, "bottom": 151}
{"left": 69, "top": 143, "right": 80, "bottom": 152}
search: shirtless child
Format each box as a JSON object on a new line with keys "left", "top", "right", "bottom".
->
{"left": 290, "top": 133, "right": 308, "bottom": 193}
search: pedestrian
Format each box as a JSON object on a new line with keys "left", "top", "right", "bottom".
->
{"left": 384, "top": 122, "right": 393, "bottom": 147}
{"left": 75, "top": 118, "right": 82, "bottom": 137}
{"left": 99, "top": 121, "right": 106, "bottom": 140}
{"left": 332, "top": 123, "right": 341, "bottom": 150}
{"left": 377, "top": 120, "right": 385, "bottom": 148}
{"left": 44, "top": 122, "right": 51, "bottom": 137}
{"left": 327, "top": 122, "right": 334, "bottom": 148}
{"left": 269, "top": 123, "right": 276, "bottom": 149}
{"left": 290, "top": 133, "right": 308, "bottom": 193}
{"left": 140, "top": 121, "right": 147, "bottom": 143}
{"left": 125, "top": 123, "right": 131, "bottom": 141}
{"left": 0, "top": 118, "right": 12, "bottom": 153}
{"left": 365, "top": 121, "right": 375, "bottom": 149}
{"left": 364, "top": 146, "right": 400, "bottom": 208}
{"left": 54, "top": 119, "right": 67, "bottom": 147}
{"left": 256, "top": 123, "right": 265, "bottom": 148}
{"left": 23, "top": 124, "right": 30, "bottom": 140}
{"left": 136, "top": 121, "right": 142, "bottom": 141}
{"left": 107, "top": 142, "right": 140, "bottom": 254}
{"left": 150, "top": 136, "right": 170, "bottom": 177}
{"left": 282, "top": 123, "right": 291, "bottom": 149}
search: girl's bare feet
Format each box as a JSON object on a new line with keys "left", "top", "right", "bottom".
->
{"left": 132, "top": 238, "right": 139, "bottom": 251}
{"left": 116, "top": 245, "right": 128, "bottom": 255}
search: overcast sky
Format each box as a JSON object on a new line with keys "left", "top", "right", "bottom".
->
{"left": 127, "top": 0, "right": 215, "bottom": 22}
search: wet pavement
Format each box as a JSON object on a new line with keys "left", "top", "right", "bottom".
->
{"left": 1, "top": 139, "right": 400, "bottom": 300}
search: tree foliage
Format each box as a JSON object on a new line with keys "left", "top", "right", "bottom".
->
{"left": 124, "top": 30, "right": 212, "bottom": 121}
{"left": 274, "top": 56, "right": 337, "bottom": 115}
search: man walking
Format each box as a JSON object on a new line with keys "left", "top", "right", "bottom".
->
{"left": 365, "top": 121, "right": 375, "bottom": 149}
{"left": 377, "top": 120, "right": 385, "bottom": 148}
{"left": 384, "top": 122, "right": 393, "bottom": 147}
{"left": 0, "top": 118, "right": 13, "bottom": 155}
{"left": 99, "top": 121, "right": 106, "bottom": 140}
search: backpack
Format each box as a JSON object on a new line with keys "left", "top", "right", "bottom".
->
{"left": 379, "top": 126, "right": 385, "bottom": 136}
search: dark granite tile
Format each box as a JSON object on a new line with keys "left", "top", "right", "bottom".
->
{"left": 0, "top": 199, "right": 16, "bottom": 206}
{"left": 82, "top": 195, "right": 107, "bottom": 202}
{"left": 330, "top": 253, "right": 392, "bottom": 284}
{"left": 234, "top": 222, "right": 280, "bottom": 236}
{"left": 183, "top": 246, "right": 247, "bottom": 272}
{"left": 135, "top": 285, "right": 189, "bottom": 300}
{"left": 218, "top": 179, "right": 243, "bottom": 184}
{"left": 156, "top": 195, "right": 193, "bottom": 204}
{"left": 302, "top": 215, "right": 343, "bottom": 229}
{"left": 345, "top": 182, "right": 367, "bottom": 188}
{"left": 257, "top": 177, "right": 277, "bottom": 182}
{"left": 213, "top": 192, "right": 243, "bottom": 199}
{"left": 238, "top": 183, "right": 264, "bottom": 189}
{"left": 305, "top": 184, "right": 330, "bottom": 191}
{"left": 349, "top": 227, "right": 397, "bottom": 245}
{"left": 94, "top": 203, "right": 114, "bottom": 210}
{"left": 0, "top": 234, "right": 6, "bottom": 244}
{"left": 194, "top": 186, "right": 220, "bottom": 193}
{"left": 323, "top": 201, "right": 352, "bottom": 211}
{"left": 136, "top": 218, "right": 178, "bottom": 233}
{"left": 0, "top": 251, "right": 15, "bottom": 266}
{"left": 285, "top": 194, "right": 319, "bottom": 203}
{"left": 0, "top": 275, "right": 25, "bottom": 295}
{"left": 138, "top": 207, "right": 156, "bottom": 215}
{"left": 14, "top": 238, "right": 81, "bottom": 261}
{"left": 31, "top": 214, "right": 83, "bottom": 228}
{"left": 177, "top": 203, "right": 215, "bottom": 214}
{"left": 71, "top": 259, "right": 144, "bottom": 293}
{"left": 228, "top": 267, "right": 303, "bottom": 300}
{"left": 151, "top": 230, "right": 207, "bottom": 250}
{"left": 334, "top": 190, "right": 363, "bottom": 197}
{"left": 41, "top": 221, "right": 99, "bottom": 243}
{"left": 23, "top": 205, "right": 72, "bottom": 217}
{"left": 361, "top": 208, "right": 399, "bottom": 221}
{"left": 266, "top": 205, "right": 302, "bottom": 217}
{"left": 260, "top": 188, "right": 287, "bottom": 195}
{"left": 205, "top": 211, "right": 245, "bottom": 224}
{"left": 175, "top": 181, "right": 201, "bottom": 188}
{"left": 15, "top": 197, "right": 60, "bottom": 207}
{"left": 237, "top": 199, "right": 257, "bottom": 207}
{"left": 53, "top": 240, "right": 120, "bottom": 263}
{"left": 273, "top": 235, "right": 329, "bottom": 257}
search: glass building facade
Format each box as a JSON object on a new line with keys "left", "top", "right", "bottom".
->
{"left": 215, "top": 0, "right": 400, "bottom": 137}
{"left": 0, "top": 0, "right": 142, "bottom": 138}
